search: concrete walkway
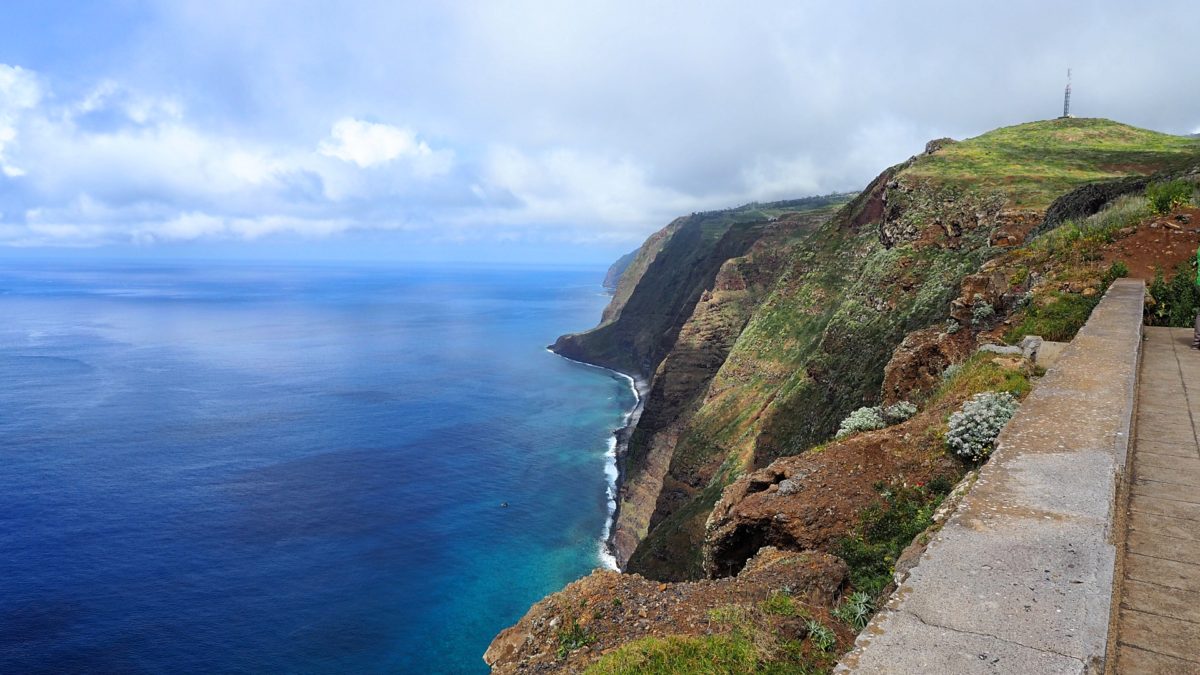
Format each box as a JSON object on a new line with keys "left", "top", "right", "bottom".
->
{"left": 839, "top": 280, "right": 1145, "bottom": 674}
{"left": 1113, "top": 327, "right": 1200, "bottom": 674}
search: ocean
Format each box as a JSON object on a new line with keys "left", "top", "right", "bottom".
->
{"left": 0, "top": 261, "right": 635, "bottom": 674}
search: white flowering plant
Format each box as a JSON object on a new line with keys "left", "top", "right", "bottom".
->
{"left": 836, "top": 406, "right": 885, "bottom": 438}
{"left": 946, "top": 391, "right": 1018, "bottom": 461}
{"left": 882, "top": 401, "right": 917, "bottom": 424}
{"left": 835, "top": 401, "right": 917, "bottom": 439}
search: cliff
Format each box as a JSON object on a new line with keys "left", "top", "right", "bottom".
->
{"left": 493, "top": 118, "right": 1200, "bottom": 672}
{"left": 601, "top": 250, "right": 637, "bottom": 292}
{"left": 551, "top": 195, "right": 851, "bottom": 378}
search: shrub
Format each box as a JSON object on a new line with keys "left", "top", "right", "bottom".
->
{"left": 831, "top": 592, "right": 875, "bottom": 631}
{"left": 1103, "top": 260, "right": 1129, "bottom": 285}
{"left": 835, "top": 406, "right": 886, "bottom": 438}
{"left": 556, "top": 619, "right": 595, "bottom": 658}
{"left": 940, "top": 363, "right": 963, "bottom": 382}
{"left": 971, "top": 301, "right": 995, "bottom": 327}
{"left": 805, "top": 620, "right": 837, "bottom": 652}
{"left": 946, "top": 392, "right": 1019, "bottom": 461}
{"left": 835, "top": 482, "right": 951, "bottom": 598}
{"left": 1146, "top": 179, "right": 1194, "bottom": 215}
{"left": 882, "top": 401, "right": 917, "bottom": 424}
{"left": 836, "top": 401, "right": 917, "bottom": 438}
{"left": 1147, "top": 262, "right": 1200, "bottom": 327}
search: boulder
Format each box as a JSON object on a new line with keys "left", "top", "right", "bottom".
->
{"left": 978, "top": 343, "right": 1023, "bottom": 357}
{"left": 1018, "top": 335, "right": 1044, "bottom": 360}
{"left": 880, "top": 327, "right": 973, "bottom": 405}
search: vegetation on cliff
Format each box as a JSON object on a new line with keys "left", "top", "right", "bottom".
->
{"left": 621, "top": 120, "right": 1200, "bottom": 583}
{"left": 489, "top": 120, "right": 1200, "bottom": 673}
{"left": 903, "top": 118, "right": 1200, "bottom": 207}
{"left": 552, "top": 194, "right": 851, "bottom": 377}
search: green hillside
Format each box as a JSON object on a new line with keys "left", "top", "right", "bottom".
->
{"left": 623, "top": 118, "right": 1200, "bottom": 580}
{"left": 906, "top": 118, "right": 1200, "bottom": 207}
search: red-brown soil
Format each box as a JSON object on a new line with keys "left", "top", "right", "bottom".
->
{"left": 1102, "top": 206, "right": 1200, "bottom": 280}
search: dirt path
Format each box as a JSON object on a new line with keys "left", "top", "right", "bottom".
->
{"left": 1114, "top": 327, "right": 1200, "bottom": 673}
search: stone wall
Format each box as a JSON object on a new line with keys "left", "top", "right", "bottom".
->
{"left": 837, "top": 279, "right": 1145, "bottom": 674}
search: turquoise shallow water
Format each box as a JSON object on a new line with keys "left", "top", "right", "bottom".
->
{"left": 0, "top": 261, "right": 633, "bottom": 673}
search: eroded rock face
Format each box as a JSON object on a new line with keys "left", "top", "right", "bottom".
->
{"left": 923, "top": 138, "right": 957, "bottom": 155}
{"left": 948, "top": 260, "right": 1035, "bottom": 327}
{"left": 878, "top": 179, "right": 1007, "bottom": 250}
{"left": 612, "top": 255, "right": 764, "bottom": 566}
{"left": 880, "top": 327, "right": 974, "bottom": 406}
{"left": 989, "top": 209, "right": 1042, "bottom": 247}
{"left": 483, "top": 547, "right": 848, "bottom": 674}
{"left": 619, "top": 210, "right": 839, "bottom": 578}
{"left": 703, "top": 424, "right": 960, "bottom": 580}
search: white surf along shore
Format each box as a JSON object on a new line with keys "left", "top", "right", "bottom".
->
{"left": 547, "top": 349, "right": 648, "bottom": 571}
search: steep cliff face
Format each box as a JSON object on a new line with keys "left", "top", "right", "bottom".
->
{"left": 552, "top": 196, "right": 850, "bottom": 378}
{"left": 490, "top": 119, "right": 1200, "bottom": 671}
{"left": 622, "top": 118, "right": 1200, "bottom": 582}
{"left": 610, "top": 206, "right": 845, "bottom": 568}
{"left": 625, "top": 166, "right": 997, "bottom": 580}
{"left": 601, "top": 250, "right": 638, "bottom": 293}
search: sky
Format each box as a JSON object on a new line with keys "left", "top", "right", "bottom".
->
{"left": 0, "top": 1, "right": 1197, "bottom": 265}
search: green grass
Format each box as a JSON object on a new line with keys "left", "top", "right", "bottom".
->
{"left": 1147, "top": 179, "right": 1196, "bottom": 214}
{"left": 904, "top": 118, "right": 1200, "bottom": 208}
{"left": 1004, "top": 291, "right": 1101, "bottom": 343}
{"left": 584, "top": 633, "right": 760, "bottom": 674}
{"left": 760, "top": 591, "right": 799, "bottom": 617}
{"left": 932, "top": 352, "right": 1034, "bottom": 405}
{"left": 834, "top": 483, "right": 951, "bottom": 598}
{"left": 588, "top": 601, "right": 836, "bottom": 675}
{"left": 996, "top": 194, "right": 1145, "bottom": 342}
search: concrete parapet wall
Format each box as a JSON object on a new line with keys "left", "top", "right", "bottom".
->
{"left": 838, "top": 279, "right": 1145, "bottom": 674}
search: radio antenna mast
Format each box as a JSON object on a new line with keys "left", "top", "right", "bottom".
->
{"left": 1061, "top": 68, "right": 1073, "bottom": 118}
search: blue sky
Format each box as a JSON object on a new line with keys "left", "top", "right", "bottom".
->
{"left": 1, "top": 1, "right": 1197, "bottom": 265}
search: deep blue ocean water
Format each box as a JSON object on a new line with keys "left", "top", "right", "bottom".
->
{"left": 0, "top": 262, "right": 633, "bottom": 674}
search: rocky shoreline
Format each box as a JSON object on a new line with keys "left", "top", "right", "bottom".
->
{"left": 547, "top": 346, "right": 648, "bottom": 570}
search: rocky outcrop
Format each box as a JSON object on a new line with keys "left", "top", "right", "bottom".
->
{"left": 484, "top": 546, "right": 849, "bottom": 674}
{"left": 1036, "top": 175, "right": 1151, "bottom": 238}
{"left": 879, "top": 327, "right": 973, "bottom": 405}
{"left": 878, "top": 178, "right": 1007, "bottom": 250}
{"left": 703, "top": 418, "right": 960, "bottom": 579}
{"left": 923, "top": 138, "right": 956, "bottom": 155}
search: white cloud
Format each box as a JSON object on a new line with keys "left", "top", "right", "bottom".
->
{"left": 319, "top": 118, "right": 436, "bottom": 168}
{"left": 135, "top": 212, "right": 352, "bottom": 243}
{"left": 5, "top": 0, "right": 1200, "bottom": 258}
{"left": 0, "top": 64, "right": 41, "bottom": 177}
{"left": 0, "top": 66, "right": 464, "bottom": 247}
{"left": 468, "top": 145, "right": 708, "bottom": 242}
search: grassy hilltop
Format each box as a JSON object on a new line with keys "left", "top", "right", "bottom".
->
{"left": 907, "top": 117, "right": 1200, "bottom": 207}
